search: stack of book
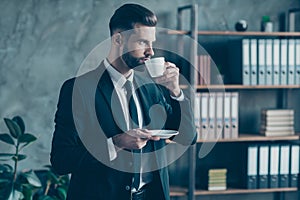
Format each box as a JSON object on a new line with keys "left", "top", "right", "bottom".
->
{"left": 195, "top": 55, "right": 211, "bottom": 85}
{"left": 260, "top": 109, "right": 295, "bottom": 136}
{"left": 208, "top": 168, "right": 227, "bottom": 191}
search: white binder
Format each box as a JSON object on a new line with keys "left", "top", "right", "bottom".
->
{"left": 215, "top": 93, "right": 224, "bottom": 139}
{"left": 295, "top": 39, "right": 300, "bottom": 85}
{"left": 269, "top": 145, "right": 279, "bottom": 188}
{"left": 208, "top": 93, "right": 216, "bottom": 140}
{"left": 231, "top": 92, "right": 239, "bottom": 138}
{"left": 258, "top": 39, "right": 266, "bottom": 85}
{"left": 280, "top": 39, "right": 288, "bottom": 85}
{"left": 290, "top": 144, "right": 300, "bottom": 187}
{"left": 258, "top": 145, "right": 269, "bottom": 188}
{"left": 223, "top": 92, "right": 231, "bottom": 139}
{"left": 265, "top": 39, "right": 273, "bottom": 85}
{"left": 273, "top": 39, "right": 280, "bottom": 85}
{"left": 288, "top": 39, "right": 295, "bottom": 85}
{"left": 247, "top": 145, "right": 258, "bottom": 189}
{"left": 194, "top": 93, "right": 201, "bottom": 138}
{"left": 250, "top": 39, "right": 258, "bottom": 85}
{"left": 243, "top": 39, "right": 251, "bottom": 85}
{"left": 200, "top": 93, "right": 209, "bottom": 140}
{"left": 279, "top": 144, "right": 290, "bottom": 187}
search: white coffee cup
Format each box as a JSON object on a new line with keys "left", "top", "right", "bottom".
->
{"left": 145, "top": 57, "right": 165, "bottom": 77}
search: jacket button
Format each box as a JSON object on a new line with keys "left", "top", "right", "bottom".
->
{"left": 125, "top": 185, "right": 131, "bottom": 191}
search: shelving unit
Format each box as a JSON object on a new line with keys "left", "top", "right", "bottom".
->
{"left": 164, "top": 30, "right": 300, "bottom": 37}
{"left": 168, "top": 4, "right": 300, "bottom": 200}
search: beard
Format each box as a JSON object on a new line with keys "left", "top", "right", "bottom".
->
{"left": 122, "top": 46, "right": 151, "bottom": 71}
{"left": 122, "top": 52, "right": 144, "bottom": 70}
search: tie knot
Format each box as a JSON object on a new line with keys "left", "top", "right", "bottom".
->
{"left": 124, "top": 80, "right": 134, "bottom": 98}
{"left": 124, "top": 80, "right": 133, "bottom": 91}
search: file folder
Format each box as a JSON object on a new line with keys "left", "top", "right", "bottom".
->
{"left": 231, "top": 92, "right": 239, "bottom": 138}
{"left": 279, "top": 144, "right": 290, "bottom": 187}
{"left": 243, "top": 39, "right": 251, "bottom": 85}
{"left": 290, "top": 144, "right": 299, "bottom": 187}
{"left": 194, "top": 93, "right": 201, "bottom": 138}
{"left": 208, "top": 93, "right": 216, "bottom": 140}
{"left": 258, "top": 145, "right": 269, "bottom": 188}
{"left": 265, "top": 39, "right": 273, "bottom": 85}
{"left": 295, "top": 39, "right": 300, "bottom": 85}
{"left": 258, "top": 39, "right": 266, "bottom": 85}
{"left": 215, "top": 93, "right": 224, "bottom": 139}
{"left": 250, "top": 39, "right": 258, "bottom": 85}
{"left": 200, "top": 93, "right": 209, "bottom": 140}
{"left": 288, "top": 39, "right": 296, "bottom": 85}
{"left": 223, "top": 92, "right": 231, "bottom": 139}
{"left": 269, "top": 145, "right": 279, "bottom": 188}
{"left": 247, "top": 145, "right": 258, "bottom": 189}
{"left": 273, "top": 39, "right": 280, "bottom": 85}
{"left": 280, "top": 39, "right": 288, "bottom": 85}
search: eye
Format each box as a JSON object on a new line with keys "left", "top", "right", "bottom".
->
{"left": 137, "top": 40, "right": 147, "bottom": 46}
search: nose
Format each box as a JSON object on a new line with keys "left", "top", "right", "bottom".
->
{"left": 145, "top": 45, "right": 154, "bottom": 57}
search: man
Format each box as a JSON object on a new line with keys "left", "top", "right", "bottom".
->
{"left": 51, "top": 3, "right": 196, "bottom": 200}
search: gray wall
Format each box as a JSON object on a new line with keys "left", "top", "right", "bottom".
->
{"left": 0, "top": 1, "right": 299, "bottom": 199}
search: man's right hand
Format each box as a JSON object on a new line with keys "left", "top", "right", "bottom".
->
{"left": 112, "top": 129, "right": 160, "bottom": 150}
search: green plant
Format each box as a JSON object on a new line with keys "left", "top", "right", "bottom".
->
{"left": 0, "top": 116, "right": 41, "bottom": 200}
{"left": 35, "top": 165, "right": 69, "bottom": 200}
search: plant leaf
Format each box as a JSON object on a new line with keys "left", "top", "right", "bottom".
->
{"left": 12, "top": 154, "right": 27, "bottom": 162}
{"left": 0, "top": 164, "right": 13, "bottom": 173}
{"left": 0, "top": 133, "right": 15, "bottom": 145}
{"left": 47, "top": 171, "right": 59, "bottom": 184}
{"left": 22, "top": 171, "right": 42, "bottom": 187}
{"left": 20, "top": 183, "right": 34, "bottom": 200}
{"left": 37, "top": 196, "right": 56, "bottom": 200}
{"left": 0, "top": 179, "right": 10, "bottom": 184}
{"left": 19, "top": 133, "right": 37, "bottom": 144}
{"left": 10, "top": 189, "right": 24, "bottom": 200}
{"left": 0, "top": 153, "right": 15, "bottom": 161}
{"left": 56, "top": 187, "right": 67, "bottom": 200}
{"left": 4, "top": 118, "right": 22, "bottom": 139}
{"left": 12, "top": 116, "right": 25, "bottom": 134}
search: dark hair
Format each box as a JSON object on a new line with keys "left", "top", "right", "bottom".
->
{"left": 109, "top": 4, "right": 157, "bottom": 36}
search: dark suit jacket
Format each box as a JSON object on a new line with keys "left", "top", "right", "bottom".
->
{"left": 50, "top": 62, "right": 196, "bottom": 200}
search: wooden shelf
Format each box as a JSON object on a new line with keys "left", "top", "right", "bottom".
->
{"left": 196, "top": 133, "right": 300, "bottom": 143}
{"left": 170, "top": 186, "right": 298, "bottom": 196}
{"left": 180, "top": 85, "right": 300, "bottom": 90}
{"left": 194, "top": 187, "right": 298, "bottom": 195}
{"left": 170, "top": 186, "right": 188, "bottom": 196}
{"left": 196, "top": 85, "right": 300, "bottom": 89}
{"left": 164, "top": 30, "right": 300, "bottom": 37}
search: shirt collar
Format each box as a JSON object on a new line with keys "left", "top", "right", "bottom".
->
{"left": 104, "top": 58, "right": 134, "bottom": 88}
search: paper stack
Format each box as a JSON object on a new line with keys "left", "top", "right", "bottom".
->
{"left": 208, "top": 168, "right": 227, "bottom": 191}
{"left": 260, "top": 109, "right": 295, "bottom": 136}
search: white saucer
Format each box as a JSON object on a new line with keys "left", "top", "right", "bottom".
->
{"left": 148, "top": 130, "right": 179, "bottom": 139}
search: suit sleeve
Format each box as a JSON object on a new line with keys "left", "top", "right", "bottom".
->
{"left": 161, "top": 87, "right": 197, "bottom": 145}
{"left": 50, "top": 79, "right": 103, "bottom": 175}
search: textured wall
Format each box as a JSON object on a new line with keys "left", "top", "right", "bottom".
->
{"left": 0, "top": 0, "right": 299, "bottom": 172}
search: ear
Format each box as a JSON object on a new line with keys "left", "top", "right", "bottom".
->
{"left": 112, "top": 33, "right": 123, "bottom": 46}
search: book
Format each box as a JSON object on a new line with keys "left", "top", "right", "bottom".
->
{"left": 260, "top": 130, "right": 295, "bottom": 137}
{"left": 260, "top": 126, "right": 294, "bottom": 132}
{"left": 261, "top": 109, "right": 294, "bottom": 116}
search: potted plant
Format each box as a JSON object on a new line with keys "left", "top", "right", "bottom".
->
{"left": 0, "top": 116, "right": 41, "bottom": 200}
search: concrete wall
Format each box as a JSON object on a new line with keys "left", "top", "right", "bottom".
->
{"left": 0, "top": 2, "right": 299, "bottom": 198}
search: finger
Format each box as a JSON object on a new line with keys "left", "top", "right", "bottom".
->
{"left": 150, "top": 136, "right": 161, "bottom": 141}
{"left": 165, "top": 62, "right": 177, "bottom": 68}
{"left": 135, "top": 129, "right": 152, "bottom": 139}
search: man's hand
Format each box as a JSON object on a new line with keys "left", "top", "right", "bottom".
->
{"left": 112, "top": 129, "right": 160, "bottom": 150}
{"left": 153, "top": 62, "right": 181, "bottom": 97}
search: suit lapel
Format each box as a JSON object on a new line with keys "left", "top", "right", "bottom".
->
{"left": 97, "top": 66, "right": 127, "bottom": 132}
